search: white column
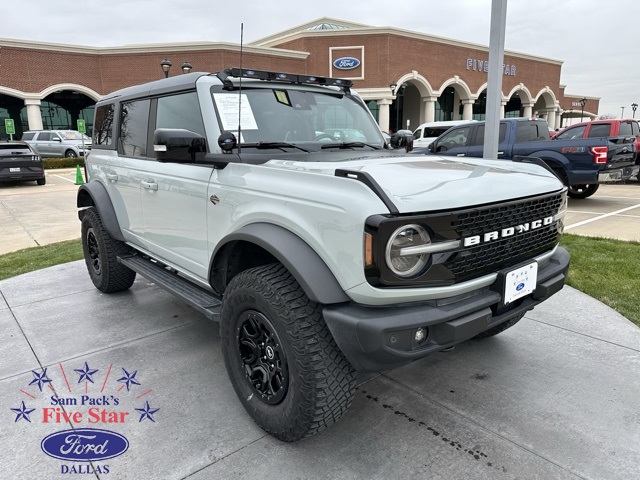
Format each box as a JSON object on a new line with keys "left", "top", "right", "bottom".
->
{"left": 453, "top": 91, "right": 461, "bottom": 120}
{"left": 546, "top": 109, "right": 556, "bottom": 130}
{"left": 523, "top": 103, "right": 533, "bottom": 118}
{"left": 499, "top": 102, "right": 506, "bottom": 119}
{"left": 25, "top": 99, "right": 43, "bottom": 131}
{"left": 422, "top": 97, "right": 436, "bottom": 123}
{"left": 377, "top": 98, "right": 392, "bottom": 133}
{"left": 554, "top": 108, "right": 562, "bottom": 129}
{"left": 462, "top": 100, "right": 474, "bottom": 121}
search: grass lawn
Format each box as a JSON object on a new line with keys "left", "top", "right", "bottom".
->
{"left": 0, "top": 234, "right": 637, "bottom": 328}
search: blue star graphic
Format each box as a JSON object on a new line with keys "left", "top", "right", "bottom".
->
{"left": 29, "top": 368, "right": 52, "bottom": 391}
{"left": 74, "top": 362, "right": 99, "bottom": 384}
{"left": 117, "top": 368, "right": 141, "bottom": 391}
{"left": 11, "top": 401, "right": 35, "bottom": 423}
{"left": 135, "top": 401, "right": 159, "bottom": 423}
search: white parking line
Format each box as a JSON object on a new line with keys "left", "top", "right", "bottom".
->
{"left": 51, "top": 173, "right": 76, "bottom": 184}
{"left": 565, "top": 204, "right": 640, "bottom": 230}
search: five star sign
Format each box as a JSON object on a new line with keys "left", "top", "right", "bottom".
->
{"left": 11, "top": 401, "right": 35, "bottom": 423}
{"left": 135, "top": 401, "right": 160, "bottom": 422}
{"left": 29, "top": 368, "right": 52, "bottom": 391}
{"left": 117, "top": 368, "right": 141, "bottom": 391}
{"left": 74, "top": 362, "right": 99, "bottom": 384}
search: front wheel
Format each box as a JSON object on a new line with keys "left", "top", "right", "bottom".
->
{"left": 567, "top": 184, "right": 599, "bottom": 199}
{"left": 65, "top": 149, "right": 78, "bottom": 158}
{"left": 81, "top": 207, "right": 136, "bottom": 293}
{"left": 220, "top": 263, "right": 356, "bottom": 442}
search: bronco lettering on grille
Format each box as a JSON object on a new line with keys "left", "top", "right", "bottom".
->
{"left": 463, "top": 216, "right": 555, "bottom": 247}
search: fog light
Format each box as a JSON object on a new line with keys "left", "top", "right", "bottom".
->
{"left": 414, "top": 327, "right": 427, "bottom": 344}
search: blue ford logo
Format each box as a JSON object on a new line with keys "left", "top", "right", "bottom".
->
{"left": 333, "top": 57, "right": 361, "bottom": 70}
{"left": 41, "top": 428, "right": 129, "bottom": 462}
{"left": 516, "top": 283, "right": 525, "bottom": 291}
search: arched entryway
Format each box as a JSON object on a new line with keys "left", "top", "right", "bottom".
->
{"left": 40, "top": 90, "right": 96, "bottom": 135}
{"left": 0, "top": 94, "right": 28, "bottom": 139}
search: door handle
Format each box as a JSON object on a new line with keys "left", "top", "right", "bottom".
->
{"left": 106, "top": 173, "right": 118, "bottom": 182}
{"left": 498, "top": 151, "right": 505, "bottom": 155}
{"left": 456, "top": 153, "right": 465, "bottom": 157}
{"left": 141, "top": 181, "right": 158, "bottom": 191}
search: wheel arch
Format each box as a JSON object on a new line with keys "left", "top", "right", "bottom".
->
{"left": 210, "top": 223, "right": 349, "bottom": 305}
{"left": 77, "top": 182, "right": 126, "bottom": 242}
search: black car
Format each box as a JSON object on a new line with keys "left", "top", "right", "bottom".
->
{"left": 0, "top": 142, "right": 45, "bottom": 185}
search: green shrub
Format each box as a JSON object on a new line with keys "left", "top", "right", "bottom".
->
{"left": 43, "top": 157, "right": 85, "bottom": 169}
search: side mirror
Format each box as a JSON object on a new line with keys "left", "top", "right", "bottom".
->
{"left": 52, "top": 137, "right": 62, "bottom": 142}
{"left": 390, "top": 129, "right": 414, "bottom": 152}
{"left": 153, "top": 128, "right": 206, "bottom": 163}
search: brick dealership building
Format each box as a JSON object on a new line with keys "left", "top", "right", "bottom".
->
{"left": 0, "top": 17, "right": 598, "bottom": 138}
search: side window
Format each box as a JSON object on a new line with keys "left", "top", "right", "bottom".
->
{"left": 472, "top": 124, "right": 507, "bottom": 146}
{"left": 436, "top": 126, "right": 472, "bottom": 151}
{"left": 556, "top": 125, "right": 586, "bottom": 140}
{"left": 632, "top": 121, "right": 640, "bottom": 136}
{"left": 413, "top": 129, "right": 421, "bottom": 140}
{"left": 587, "top": 123, "right": 611, "bottom": 138}
{"left": 119, "top": 99, "right": 150, "bottom": 157}
{"left": 156, "top": 92, "right": 205, "bottom": 137}
{"left": 38, "top": 132, "right": 51, "bottom": 141}
{"left": 618, "top": 122, "right": 632, "bottom": 136}
{"left": 516, "top": 121, "right": 548, "bottom": 142}
{"left": 21, "top": 132, "right": 35, "bottom": 140}
{"left": 93, "top": 104, "right": 115, "bottom": 146}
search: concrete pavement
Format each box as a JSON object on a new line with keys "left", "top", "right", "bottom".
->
{"left": 1, "top": 261, "right": 639, "bottom": 479}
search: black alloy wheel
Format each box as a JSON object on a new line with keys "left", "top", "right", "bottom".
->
{"left": 237, "top": 310, "right": 288, "bottom": 405}
{"left": 86, "top": 227, "right": 102, "bottom": 276}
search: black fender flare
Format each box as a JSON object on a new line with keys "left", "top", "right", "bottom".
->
{"left": 77, "top": 182, "right": 126, "bottom": 242}
{"left": 211, "top": 223, "right": 350, "bottom": 305}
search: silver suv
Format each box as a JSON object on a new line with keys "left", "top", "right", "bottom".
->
{"left": 22, "top": 129, "right": 91, "bottom": 158}
{"left": 77, "top": 68, "right": 570, "bottom": 441}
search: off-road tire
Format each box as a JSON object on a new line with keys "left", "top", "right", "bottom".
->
{"left": 220, "top": 263, "right": 357, "bottom": 442}
{"left": 567, "top": 184, "right": 599, "bottom": 199}
{"left": 81, "top": 207, "right": 136, "bottom": 293}
{"left": 473, "top": 312, "right": 526, "bottom": 339}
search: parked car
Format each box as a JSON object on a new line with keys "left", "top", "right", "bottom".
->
{"left": 422, "top": 118, "right": 638, "bottom": 198}
{"left": 553, "top": 119, "right": 640, "bottom": 180}
{"left": 412, "top": 120, "right": 476, "bottom": 148}
{"left": 21, "top": 130, "right": 92, "bottom": 158}
{"left": 0, "top": 141, "right": 45, "bottom": 185}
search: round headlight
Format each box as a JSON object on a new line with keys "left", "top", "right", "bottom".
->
{"left": 385, "top": 224, "right": 431, "bottom": 277}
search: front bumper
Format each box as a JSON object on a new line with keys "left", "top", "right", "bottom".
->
{"left": 323, "top": 247, "right": 570, "bottom": 372}
{"left": 598, "top": 165, "right": 640, "bottom": 183}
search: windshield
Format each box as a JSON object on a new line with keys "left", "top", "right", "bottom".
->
{"left": 211, "top": 87, "right": 384, "bottom": 150}
{"left": 59, "top": 131, "right": 91, "bottom": 141}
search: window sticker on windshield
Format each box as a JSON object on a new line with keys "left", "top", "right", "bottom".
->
{"left": 274, "top": 90, "right": 290, "bottom": 106}
{"left": 213, "top": 94, "right": 258, "bottom": 130}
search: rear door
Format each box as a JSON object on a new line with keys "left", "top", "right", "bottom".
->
{"left": 465, "top": 123, "right": 508, "bottom": 159}
{"left": 431, "top": 125, "right": 473, "bottom": 157}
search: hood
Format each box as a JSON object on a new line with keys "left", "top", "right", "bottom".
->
{"left": 265, "top": 153, "right": 564, "bottom": 214}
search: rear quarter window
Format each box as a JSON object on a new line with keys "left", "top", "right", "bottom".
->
{"left": 618, "top": 122, "right": 633, "bottom": 136}
{"left": 93, "top": 104, "right": 115, "bottom": 147}
{"left": 21, "top": 132, "right": 35, "bottom": 141}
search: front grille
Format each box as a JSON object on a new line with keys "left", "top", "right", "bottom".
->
{"left": 446, "top": 192, "right": 564, "bottom": 280}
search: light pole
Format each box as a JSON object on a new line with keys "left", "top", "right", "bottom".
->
{"left": 389, "top": 82, "right": 397, "bottom": 132}
{"left": 160, "top": 59, "right": 172, "bottom": 78}
{"left": 181, "top": 61, "right": 192, "bottom": 74}
{"left": 579, "top": 97, "right": 587, "bottom": 122}
{"left": 621, "top": 106, "right": 625, "bottom": 119}
{"left": 632, "top": 103, "right": 638, "bottom": 119}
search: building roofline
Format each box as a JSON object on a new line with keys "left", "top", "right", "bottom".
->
{"left": 248, "top": 17, "right": 372, "bottom": 46}
{"left": 0, "top": 37, "right": 309, "bottom": 59}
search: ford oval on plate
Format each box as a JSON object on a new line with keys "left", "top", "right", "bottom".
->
{"left": 41, "top": 428, "right": 129, "bottom": 462}
{"left": 333, "top": 57, "right": 360, "bottom": 70}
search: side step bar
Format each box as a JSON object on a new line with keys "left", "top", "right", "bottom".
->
{"left": 118, "top": 254, "right": 222, "bottom": 321}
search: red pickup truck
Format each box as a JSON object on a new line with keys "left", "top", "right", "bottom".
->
{"left": 553, "top": 119, "right": 640, "bottom": 180}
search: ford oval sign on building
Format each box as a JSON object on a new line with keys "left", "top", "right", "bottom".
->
{"left": 41, "top": 428, "right": 129, "bottom": 462}
{"left": 333, "top": 57, "right": 360, "bottom": 70}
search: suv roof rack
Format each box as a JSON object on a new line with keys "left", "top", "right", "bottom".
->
{"left": 217, "top": 68, "right": 352, "bottom": 93}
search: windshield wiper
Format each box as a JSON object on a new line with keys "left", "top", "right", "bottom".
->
{"left": 321, "top": 142, "right": 381, "bottom": 150}
{"left": 242, "top": 142, "right": 309, "bottom": 153}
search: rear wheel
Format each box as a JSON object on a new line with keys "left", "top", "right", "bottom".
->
{"left": 220, "top": 263, "right": 356, "bottom": 442}
{"left": 81, "top": 207, "right": 136, "bottom": 293}
{"left": 567, "top": 184, "right": 599, "bottom": 199}
{"left": 36, "top": 177, "right": 46, "bottom": 186}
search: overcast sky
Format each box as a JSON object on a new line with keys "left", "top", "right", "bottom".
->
{"left": 2, "top": 0, "right": 638, "bottom": 118}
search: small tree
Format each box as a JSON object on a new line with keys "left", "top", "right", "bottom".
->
{"left": 597, "top": 113, "right": 617, "bottom": 120}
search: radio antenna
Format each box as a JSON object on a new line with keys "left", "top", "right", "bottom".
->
{"left": 237, "top": 23, "right": 243, "bottom": 154}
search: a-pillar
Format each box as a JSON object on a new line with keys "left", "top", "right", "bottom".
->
{"left": 377, "top": 98, "right": 392, "bottom": 133}
{"left": 421, "top": 97, "right": 436, "bottom": 123}
{"left": 24, "top": 98, "right": 43, "bottom": 131}
{"left": 461, "top": 100, "right": 474, "bottom": 121}
{"left": 522, "top": 103, "right": 533, "bottom": 118}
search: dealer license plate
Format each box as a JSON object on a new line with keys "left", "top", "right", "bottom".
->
{"left": 504, "top": 262, "right": 538, "bottom": 304}
{"left": 9, "top": 167, "right": 20, "bottom": 172}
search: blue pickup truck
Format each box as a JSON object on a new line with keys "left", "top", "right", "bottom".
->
{"left": 420, "top": 118, "right": 638, "bottom": 198}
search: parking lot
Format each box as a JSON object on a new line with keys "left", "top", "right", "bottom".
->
{"left": 1, "top": 170, "right": 639, "bottom": 480}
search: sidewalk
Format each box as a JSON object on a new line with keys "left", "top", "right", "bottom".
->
{"left": 1, "top": 261, "right": 639, "bottom": 479}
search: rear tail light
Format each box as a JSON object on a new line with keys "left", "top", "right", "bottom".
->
{"left": 590, "top": 146, "right": 607, "bottom": 164}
